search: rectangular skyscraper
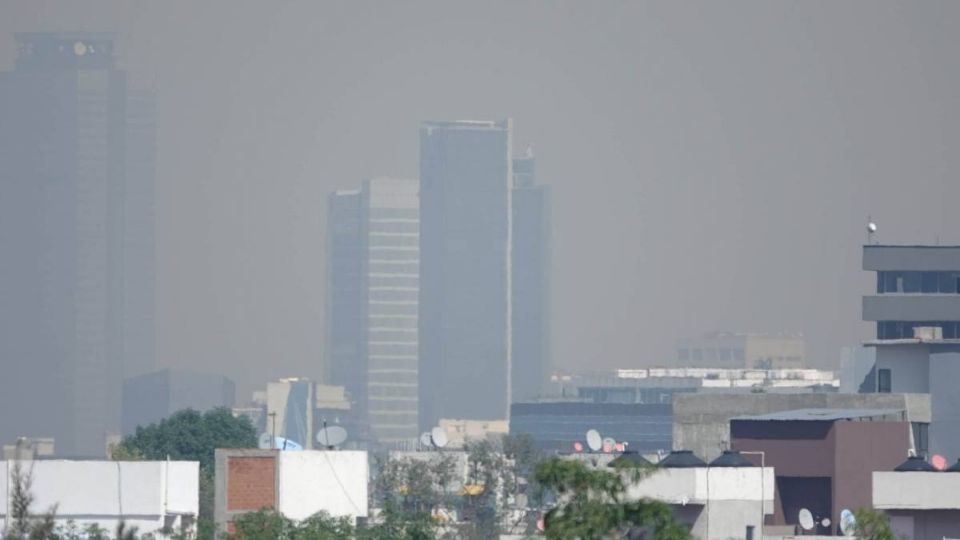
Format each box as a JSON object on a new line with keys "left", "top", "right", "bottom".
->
{"left": 0, "top": 33, "right": 155, "bottom": 455}
{"left": 511, "top": 150, "right": 551, "bottom": 403}
{"left": 327, "top": 178, "right": 420, "bottom": 444}
{"left": 419, "top": 120, "right": 513, "bottom": 429}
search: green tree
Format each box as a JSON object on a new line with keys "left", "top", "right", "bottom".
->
{"left": 853, "top": 508, "right": 897, "bottom": 540}
{"left": 533, "top": 458, "right": 689, "bottom": 540}
{"left": 113, "top": 407, "right": 257, "bottom": 540}
{"left": 113, "top": 407, "right": 256, "bottom": 471}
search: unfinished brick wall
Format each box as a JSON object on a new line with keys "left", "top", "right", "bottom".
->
{"left": 226, "top": 455, "right": 277, "bottom": 511}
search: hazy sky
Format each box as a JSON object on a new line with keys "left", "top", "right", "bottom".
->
{"left": 3, "top": 1, "right": 960, "bottom": 399}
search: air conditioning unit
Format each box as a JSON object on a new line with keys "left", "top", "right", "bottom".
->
{"left": 913, "top": 326, "right": 943, "bottom": 341}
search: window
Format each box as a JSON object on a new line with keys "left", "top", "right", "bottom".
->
{"left": 922, "top": 272, "right": 939, "bottom": 293}
{"left": 912, "top": 423, "right": 929, "bottom": 457}
{"left": 878, "top": 369, "right": 892, "bottom": 393}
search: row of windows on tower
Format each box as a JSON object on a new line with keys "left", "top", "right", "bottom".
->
{"left": 876, "top": 271, "right": 960, "bottom": 294}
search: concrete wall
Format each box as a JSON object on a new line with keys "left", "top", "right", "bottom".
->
{"left": 863, "top": 246, "right": 960, "bottom": 271}
{"left": 0, "top": 460, "right": 198, "bottom": 535}
{"left": 887, "top": 510, "right": 960, "bottom": 540}
{"left": 673, "top": 393, "right": 929, "bottom": 461}
{"left": 624, "top": 467, "right": 774, "bottom": 540}
{"left": 276, "top": 451, "right": 368, "bottom": 522}
{"left": 874, "top": 472, "right": 960, "bottom": 510}
{"left": 874, "top": 345, "right": 930, "bottom": 393}
{"left": 863, "top": 294, "right": 960, "bottom": 321}
{"left": 929, "top": 352, "right": 960, "bottom": 458}
{"left": 215, "top": 449, "right": 367, "bottom": 531}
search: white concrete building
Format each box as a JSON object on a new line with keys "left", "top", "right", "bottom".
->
{"left": 625, "top": 466, "right": 774, "bottom": 540}
{"left": 0, "top": 460, "right": 199, "bottom": 536}
{"left": 215, "top": 449, "right": 368, "bottom": 532}
{"left": 873, "top": 471, "right": 960, "bottom": 540}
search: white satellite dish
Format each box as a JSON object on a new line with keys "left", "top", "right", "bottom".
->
{"left": 798, "top": 508, "right": 815, "bottom": 531}
{"left": 867, "top": 221, "right": 877, "bottom": 233}
{"left": 821, "top": 517, "right": 832, "bottom": 528}
{"left": 420, "top": 432, "right": 432, "bottom": 448}
{"left": 840, "top": 509, "right": 857, "bottom": 536}
{"left": 258, "top": 433, "right": 274, "bottom": 450}
{"left": 585, "top": 429, "right": 602, "bottom": 452}
{"left": 316, "top": 425, "right": 348, "bottom": 448}
{"left": 430, "top": 426, "right": 449, "bottom": 449}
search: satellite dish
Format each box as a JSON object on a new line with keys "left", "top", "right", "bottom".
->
{"left": 798, "top": 508, "right": 815, "bottom": 531}
{"left": 931, "top": 454, "right": 947, "bottom": 470}
{"left": 258, "top": 433, "right": 274, "bottom": 449}
{"left": 867, "top": 221, "right": 877, "bottom": 233}
{"left": 573, "top": 441, "right": 584, "bottom": 453}
{"left": 273, "top": 437, "right": 302, "bottom": 451}
{"left": 430, "top": 426, "right": 449, "bottom": 449}
{"left": 585, "top": 429, "right": 602, "bottom": 452}
{"left": 602, "top": 437, "right": 616, "bottom": 454}
{"left": 821, "top": 517, "right": 832, "bottom": 528}
{"left": 316, "top": 425, "right": 348, "bottom": 448}
{"left": 420, "top": 432, "right": 432, "bottom": 448}
{"left": 840, "top": 509, "right": 857, "bottom": 536}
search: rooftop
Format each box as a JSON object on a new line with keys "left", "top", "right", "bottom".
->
{"left": 732, "top": 408, "right": 904, "bottom": 422}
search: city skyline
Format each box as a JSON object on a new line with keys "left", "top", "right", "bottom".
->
{"left": 2, "top": 1, "right": 960, "bottom": 406}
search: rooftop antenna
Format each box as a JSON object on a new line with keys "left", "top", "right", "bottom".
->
{"left": 585, "top": 429, "right": 603, "bottom": 453}
{"left": 798, "top": 508, "right": 815, "bottom": 532}
{"left": 867, "top": 217, "right": 878, "bottom": 245}
{"left": 419, "top": 432, "right": 432, "bottom": 449}
{"left": 840, "top": 509, "right": 857, "bottom": 536}
{"left": 316, "top": 421, "right": 348, "bottom": 450}
{"left": 430, "top": 426, "right": 449, "bottom": 450}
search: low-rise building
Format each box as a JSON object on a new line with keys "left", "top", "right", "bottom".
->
{"left": 731, "top": 408, "right": 912, "bottom": 534}
{"left": 625, "top": 457, "right": 774, "bottom": 540}
{"left": 873, "top": 468, "right": 960, "bottom": 540}
{"left": 676, "top": 332, "right": 806, "bottom": 369}
{"left": 214, "top": 449, "right": 367, "bottom": 533}
{"left": 673, "top": 392, "right": 930, "bottom": 461}
{"left": 0, "top": 459, "right": 198, "bottom": 535}
{"left": 437, "top": 419, "right": 509, "bottom": 448}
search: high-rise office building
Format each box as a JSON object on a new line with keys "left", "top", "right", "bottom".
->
{"left": 511, "top": 149, "right": 551, "bottom": 402}
{"left": 0, "top": 33, "right": 155, "bottom": 455}
{"left": 327, "top": 178, "right": 420, "bottom": 444}
{"left": 419, "top": 120, "right": 513, "bottom": 429}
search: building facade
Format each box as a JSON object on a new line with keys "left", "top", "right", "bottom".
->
{"left": 861, "top": 245, "right": 960, "bottom": 459}
{"left": 510, "top": 150, "right": 551, "bottom": 403}
{"left": 676, "top": 332, "right": 805, "bottom": 369}
{"left": 419, "top": 120, "right": 513, "bottom": 429}
{"left": 0, "top": 459, "right": 198, "bottom": 535}
{"left": 327, "top": 179, "right": 420, "bottom": 445}
{"left": 0, "top": 32, "right": 155, "bottom": 455}
{"left": 121, "top": 369, "right": 236, "bottom": 434}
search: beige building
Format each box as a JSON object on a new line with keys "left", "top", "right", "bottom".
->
{"left": 676, "top": 332, "right": 805, "bottom": 369}
{"left": 437, "top": 419, "right": 509, "bottom": 448}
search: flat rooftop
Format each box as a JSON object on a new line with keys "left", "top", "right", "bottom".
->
{"left": 732, "top": 408, "right": 904, "bottom": 422}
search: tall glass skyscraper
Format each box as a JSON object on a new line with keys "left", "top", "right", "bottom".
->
{"left": 418, "top": 120, "right": 513, "bottom": 429}
{"left": 0, "top": 33, "right": 155, "bottom": 454}
{"left": 511, "top": 149, "right": 551, "bottom": 403}
{"left": 327, "top": 178, "right": 420, "bottom": 445}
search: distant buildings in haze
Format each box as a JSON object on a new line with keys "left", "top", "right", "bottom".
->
{"left": 0, "top": 32, "right": 155, "bottom": 455}
{"left": 326, "top": 119, "right": 552, "bottom": 446}
{"left": 676, "top": 332, "right": 805, "bottom": 369}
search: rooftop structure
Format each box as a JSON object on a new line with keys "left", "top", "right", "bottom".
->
{"left": 214, "top": 449, "right": 367, "bottom": 534}
{"left": 873, "top": 470, "right": 960, "bottom": 540}
{"left": 731, "top": 408, "right": 911, "bottom": 534}
{"left": 0, "top": 459, "right": 198, "bottom": 535}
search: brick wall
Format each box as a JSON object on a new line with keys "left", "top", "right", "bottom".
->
{"left": 226, "top": 455, "right": 276, "bottom": 511}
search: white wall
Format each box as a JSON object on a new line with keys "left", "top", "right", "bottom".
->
{"left": 874, "top": 472, "right": 960, "bottom": 510}
{"left": 0, "top": 460, "right": 198, "bottom": 535}
{"left": 624, "top": 467, "right": 774, "bottom": 540}
{"left": 276, "top": 451, "right": 368, "bottom": 522}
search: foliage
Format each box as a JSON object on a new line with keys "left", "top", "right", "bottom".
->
{"left": 853, "top": 508, "right": 897, "bottom": 540}
{"left": 113, "top": 407, "right": 256, "bottom": 538}
{"left": 533, "top": 458, "right": 689, "bottom": 540}
{"left": 228, "top": 507, "right": 433, "bottom": 540}
{"left": 112, "top": 407, "right": 257, "bottom": 472}
{"left": 3, "top": 461, "right": 58, "bottom": 540}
